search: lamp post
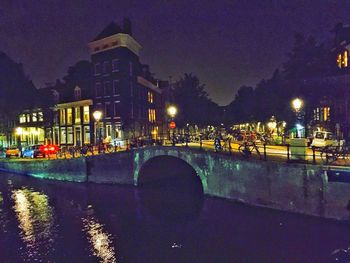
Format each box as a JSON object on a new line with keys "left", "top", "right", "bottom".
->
{"left": 15, "top": 127, "right": 23, "bottom": 149}
{"left": 291, "top": 98, "right": 304, "bottom": 138}
{"left": 167, "top": 105, "right": 177, "bottom": 145}
{"left": 93, "top": 110, "right": 102, "bottom": 153}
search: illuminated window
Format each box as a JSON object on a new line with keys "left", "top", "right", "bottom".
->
{"left": 106, "top": 124, "right": 112, "bottom": 137}
{"left": 32, "top": 113, "right": 37, "bottom": 122}
{"left": 337, "top": 53, "right": 342, "bottom": 68}
{"left": 38, "top": 112, "right": 43, "bottom": 121}
{"left": 60, "top": 109, "right": 66, "bottom": 124}
{"left": 148, "top": 109, "right": 156, "bottom": 122}
{"left": 83, "top": 106, "right": 90, "bottom": 123}
{"left": 26, "top": 114, "right": 30, "bottom": 122}
{"left": 19, "top": 114, "right": 26, "bottom": 123}
{"left": 84, "top": 126, "right": 90, "bottom": 143}
{"left": 67, "top": 127, "right": 73, "bottom": 144}
{"left": 75, "top": 107, "right": 81, "bottom": 124}
{"left": 67, "top": 108, "right": 73, "bottom": 124}
{"left": 148, "top": 91, "right": 154, "bottom": 103}
{"left": 324, "top": 107, "right": 330, "bottom": 121}
{"left": 344, "top": 51, "right": 348, "bottom": 67}
{"left": 60, "top": 127, "right": 66, "bottom": 144}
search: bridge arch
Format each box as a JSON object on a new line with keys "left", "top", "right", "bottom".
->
{"left": 133, "top": 149, "right": 208, "bottom": 192}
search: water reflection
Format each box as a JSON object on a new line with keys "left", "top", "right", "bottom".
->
{"left": 82, "top": 210, "right": 117, "bottom": 263}
{"left": 12, "top": 188, "right": 55, "bottom": 261}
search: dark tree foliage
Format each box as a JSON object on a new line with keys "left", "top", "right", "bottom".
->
{"left": 0, "top": 52, "right": 39, "bottom": 131}
{"left": 173, "top": 73, "right": 221, "bottom": 127}
{"left": 225, "top": 32, "right": 337, "bottom": 125}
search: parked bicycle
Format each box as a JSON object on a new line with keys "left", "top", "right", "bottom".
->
{"left": 238, "top": 141, "right": 260, "bottom": 158}
{"left": 320, "top": 145, "right": 349, "bottom": 164}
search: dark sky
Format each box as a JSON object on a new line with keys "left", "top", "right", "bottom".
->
{"left": 1, "top": 1, "right": 350, "bottom": 105}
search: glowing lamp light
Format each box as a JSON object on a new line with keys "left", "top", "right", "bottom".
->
{"left": 93, "top": 110, "right": 102, "bottom": 122}
{"left": 167, "top": 106, "right": 177, "bottom": 118}
{"left": 292, "top": 98, "right": 303, "bottom": 112}
{"left": 16, "top": 127, "right": 23, "bottom": 135}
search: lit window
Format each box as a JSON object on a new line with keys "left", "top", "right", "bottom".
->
{"left": 344, "top": 51, "right": 348, "bottom": 67}
{"left": 74, "top": 86, "right": 81, "bottom": 100}
{"left": 67, "top": 127, "right": 73, "bottom": 144}
{"left": 60, "top": 127, "right": 67, "bottom": 144}
{"left": 148, "top": 91, "right": 154, "bottom": 103}
{"left": 32, "top": 113, "right": 37, "bottom": 122}
{"left": 75, "top": 107, "right": 81, "bottom": 124}
{"left": 84, "top": 126, "right": 90, "bottom": 143}
{"left": 106, "top": 124, "right": 112, "bottom": 137}
{"left": 112, "top": 59, "right": 119, "bottom": 72}
{"left": 19, "top": 114, "right": 26, "bottom": 123}
{"left": 38, "top": 112, "right": 43, "bottom": 121}
{"left": 26, "top": 114, "right": 30, "bottom": 122}
{"left": 323, "top": 107, "right": 330, "bottom": 121}
{"left": 337, "top": 54, "right": 342, "bottom": 68}
{"left": 60, "top": 109, "right": 66, "bottom": 124}
{"left": 83, "top": 106, "right": 90, "bottom": 123}
{"left": 148, "top": 108, "right": 156, "bottom": 122}
{"left": 67, "top": 108, "right": 72, "bottom": 124}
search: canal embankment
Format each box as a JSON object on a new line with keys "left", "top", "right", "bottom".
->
{"left": 1, "top": 147, "right": 350, "bottom": 222}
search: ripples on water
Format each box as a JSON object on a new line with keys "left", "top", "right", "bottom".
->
{"left": 1, "top": 173, "right": 350, "bottom": 262}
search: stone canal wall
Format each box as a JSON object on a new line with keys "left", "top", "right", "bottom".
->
{"left": 0, "top": 158, "right": 87, "bottom": 182}
{"left": 1, "top": 147, "right": 350, "bottom": 221}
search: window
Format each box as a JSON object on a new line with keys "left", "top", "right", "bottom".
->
{"left": 94, "top": 63, "right": 101, "bottom": 75}
{"left": 114, "top": 101, "right": 120, "bottom": 118}
{"left": 67, "top": 108, "right": 73, "bottom": 124}
{"left": 148, "top": 91, "right": 154, "bottom": 103}
{"left": 83, "top": 106, "right": 90, "bottom": 123}
{"left": 103, "top": 61, "right": 109, "bottom": 74}
{"left": 26, "top": 114, "right": 30, "bottom": 122}
{"left": 19, "top": 114, "right": 26, "bottom": 123}
{"left": 129, "top": 61, "right": 133, "bottom": 76}
{"left": 38, "top": 112, "right": 43, "bottom": 121}
{"left": 95, "top": 83, "right": 102, "bottom": 97}
{"left": 148, "top": 108, "right": 156, "bottom": 122}
{"left": 113, "top": 80, "right": 120, "bottom": 95}
{"left": 60, "top": 109, "right": 66, "bottom": 124}
{"left": 74, "top": 86, "right": 81, "bottom": 100}
{"left": 32, "top": 113, "right": 37, "bottom": 122}
{"left": 323, "top": 107, "right": 330, "bottom": 121}
{"left": 75, "top": 107, "right": 81, "bottom": 124}
{"left": 106, "top": 124, "right": 112, "bottom": 137}
{"left": 112, "top": 59, "right": 119, "bottom": 72}
{"left": 67, "top": 127, "right": 73, "bottom": 144}
{"left": 344, "top": 51, "right": 348, "bottom": 67}
{"left": 105, "top": 102, "right": 112, "bottom": 118}
{"left": 84, "top": 126, "right": 90, "bottom": 143}
{"left": 60, "top": 127, "right": 67, "bottom": 144}
{"left": 104, "top": 81, "right": 111, "bottom": 97}
{"left": 337, "top": 51, "right": 349, "bottom": 68}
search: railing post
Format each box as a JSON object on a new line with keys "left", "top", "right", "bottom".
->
{"left": 200, "top": 136, "right": 203, "bottom": 150}
{"left": 263, "top": 143, "right": 267, "bottom": 161}
{"left": 287, "top": 144, "right": 290, "bottom": 162}
{"left": 312, "top": 146, "right": 316, "bottom": 164}
{"left": 228, "top": 139, "right": 232, "bottom": 155}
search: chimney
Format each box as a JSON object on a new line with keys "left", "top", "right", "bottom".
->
{"left": 123, "top": 17, "right": 132, "bottom": 35}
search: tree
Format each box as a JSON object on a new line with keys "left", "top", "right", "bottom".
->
{"left": 173, "top": 73, "right": 220, "bottom": 126}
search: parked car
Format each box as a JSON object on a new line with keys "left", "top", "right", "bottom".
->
{"left": 5, "top": 146, "right": 21, "bottom": 158}
{"left": 22, "top": 144, "right": 59, "bottom": 158}
{"left": 21, "top": 145, "right": 44, "bottom": 158}
{"left": 311, "top": 131, "right": 337, "bottom": 148}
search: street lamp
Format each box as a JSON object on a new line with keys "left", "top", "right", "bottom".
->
{"left": 167, "top": 105, "right": 178, "bottom": 145}
{"left": 291, "top": 98, "right": 304, "bottom": 138}
{"left": 93, "top": 110, "right": 102, "bottom": 153}
{"left": 15, "top": 127, "right": 23, "bottom": 148}
{"left": 167, "top": 105, "right": 177, "bottom": 118}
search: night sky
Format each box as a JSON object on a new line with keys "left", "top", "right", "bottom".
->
{"left": 1, "top": 1, "right": 350, "bottom": 105}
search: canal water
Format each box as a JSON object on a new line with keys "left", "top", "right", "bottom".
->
{"left": 0, "top": 172, "right": 350, "bottom": 263}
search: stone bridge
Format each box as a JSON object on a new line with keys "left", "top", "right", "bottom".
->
{"left": 2, "top": 146, "right": 350, "bottom": 221}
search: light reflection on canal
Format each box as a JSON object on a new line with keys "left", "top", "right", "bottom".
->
{"left": 1, "top": 172, "right": 350, "bottom": 262}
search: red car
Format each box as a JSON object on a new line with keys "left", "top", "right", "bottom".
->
{"left": 39, "top": 144, "right": 59, "bottom": 156}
